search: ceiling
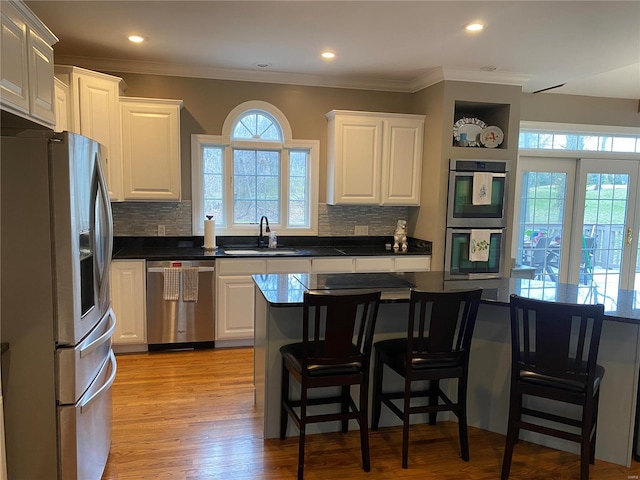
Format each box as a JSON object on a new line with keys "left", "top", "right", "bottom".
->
{"left": 25, "top": 0, "right": 640, "bottom": 99}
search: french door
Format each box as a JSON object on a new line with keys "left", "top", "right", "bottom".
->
{"left": 515, "top": 156, "right": 640, "bottom": 291}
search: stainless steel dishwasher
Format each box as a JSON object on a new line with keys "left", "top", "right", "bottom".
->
{"left": 146, "top": 260, "right": 215, "bottom": 350}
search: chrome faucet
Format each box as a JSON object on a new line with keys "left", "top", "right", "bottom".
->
{"left": 258, "top": 216, "right": 270, "bottom": 248}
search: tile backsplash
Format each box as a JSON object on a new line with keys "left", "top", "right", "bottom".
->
{"left": 112, "top": 201, "right": 409, "bottom": 237}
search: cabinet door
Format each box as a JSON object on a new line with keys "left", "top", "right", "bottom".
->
{"left": 110, "top": 260, "right": 147, "bottom": 345}
{"left": 120, "top": 98, "right": 182, "bottom": 201}
{"left": 381, "top": 117, "right": 424, "bottom": 205}
{"left": 77, "top": 74, "right": 123, "bottom": 200}
{"left": 329, "top": 115, "right": 383, "bottom": 204}
{"left": 0, "top": 4, "right": 29, "bottom": 115}
{"left": 217, "top": 276, "right": 256, "bottom": 341}
{"left": 26, "top": 29, "right": 54, "bottom": 125}
{"left": 53, "top": 78, "right": 68, "bottom": 133}
{"left": 354, "top": 257, "right": 394, "bottom": 272}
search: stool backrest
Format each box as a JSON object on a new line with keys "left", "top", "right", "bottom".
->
{"left": 302, "top": 290, "right": 381, "bottom": 369}
{"left": 407, "top": 289, "right": 482, "bottom": 365}
{"left": 509, "top": 294, "right": 605, "bottom": 389}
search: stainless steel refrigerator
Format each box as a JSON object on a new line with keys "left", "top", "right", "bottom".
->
{"left": 1, "top": 131, "right": 117, "bottom": 479}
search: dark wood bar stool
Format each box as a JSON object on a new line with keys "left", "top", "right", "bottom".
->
{"left": 371, "top": 288, "right": 482, "bottom": 468}
{"left": 280, "top": 290, "right": 381, "bottom": 480}
{"left": 501, "top": 294, "right": 605, "bottom": 480}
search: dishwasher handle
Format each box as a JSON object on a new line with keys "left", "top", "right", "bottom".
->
{"left": 147, "top": 266, "right": 215, "bottom": 273}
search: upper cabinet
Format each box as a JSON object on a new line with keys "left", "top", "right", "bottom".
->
{"left": 55, "top": 65, "right": 126, "bottom": 201}
{"left": 53, "top": 77, "right": 68, "bottom": 132}
{"left": 120, "top": 97, "right": 183, "bottom": 201}
{"left": 0, "top": 0, "right": 57, "bottom": 128}
{"left": 326, "top": 110, "right": 424, "bottom": 206}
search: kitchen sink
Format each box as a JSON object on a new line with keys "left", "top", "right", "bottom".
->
{"left": 224, "top": 249, "right": 298, "bottom": 256}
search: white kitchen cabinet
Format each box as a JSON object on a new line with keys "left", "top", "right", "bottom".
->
{"left": 120, "top": 97, "right": 183, "bottom": 201}
{"left": 326, "top": 110, "right": 424, "bottom": 205}
{"left": 55, "top": 66, "right": 125, "bottom": 201}
{"left": 0, "top": 0, "right": 57, "bottom": 127}
{"left": 110, "top": 260, "right": 147, "bottom": 352}
{"left": 216, "top": 259, "right": 266, "bottom": 345}
{"left": 53, "top": 77, "right": 68, "bottom": 132}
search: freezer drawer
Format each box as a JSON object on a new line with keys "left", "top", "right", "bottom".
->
{"left": 57, "top": 308, "right": 116, "bottom": 404}
{"left": 59, "top": 349, "right": 116, "bottom": 480}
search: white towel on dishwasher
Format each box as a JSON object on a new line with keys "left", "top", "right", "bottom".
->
{"left": 469, "top": 230, "right": 491, "bottom": 262}
{"left": 472, "top": 172, "right": 493, "bottom": 205}
{"left": 182, "top": 267, "right": 199, "bottom": 302}
{"left": 163, "top": 267, "right": 180, "bottom": 301}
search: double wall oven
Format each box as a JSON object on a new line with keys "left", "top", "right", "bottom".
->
{"left": 445, "top": 159, "right": 509, "bottom": 280}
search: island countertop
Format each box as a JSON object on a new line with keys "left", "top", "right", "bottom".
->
{"left": 252, "top": 271, "right": 640, "bottom": 324}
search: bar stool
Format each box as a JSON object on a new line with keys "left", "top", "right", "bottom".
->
{"left": 501, "top": 294, "right": 605, "bottom": 480}
{"left": 371, "top": 288, "right": 482, "bottom": 468}
{"left": 280, "top": 290, "right": 381, "bottom": 480}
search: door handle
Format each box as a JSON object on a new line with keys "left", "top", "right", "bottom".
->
{"left": 626, "top": 227, "right": 633, "bottom": 247}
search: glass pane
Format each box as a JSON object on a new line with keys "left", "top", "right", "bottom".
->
{"left": 202, "top": 146, "right": 224, "bottom": 224}
{"left": 518, "top": 171, "right": 567, "bottom": 282}
{"left": 289, "top": 151, "right": 308, "bottom": 226}
{"left": 582, "top": 172, "right": 629, "bottom": 296}
{"left": 233, "top": 112, "right": 282, "bottom": 141}
{"left": 233, "top": 149, "right": 280, "bottom": 224}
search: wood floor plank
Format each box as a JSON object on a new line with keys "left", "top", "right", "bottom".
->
{"left": 102, "top": 347, "right": 640, "bottom": 480}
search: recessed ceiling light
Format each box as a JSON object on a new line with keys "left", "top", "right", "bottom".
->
{"left": 128, "top": 35, "right": 145, "bottom": 43}
{"left": 321, "top": 51, "right": 336, "bottom": 60}
{"left": 465, "top": 23, "right": 484, "bottom": 32}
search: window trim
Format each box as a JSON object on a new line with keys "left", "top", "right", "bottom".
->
{"left": 191, "top": 101, "right": 319, "bottom": 237}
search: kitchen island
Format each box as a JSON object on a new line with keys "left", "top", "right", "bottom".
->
{"left": 253, "top": 271, "right": 640, "bottom": 468}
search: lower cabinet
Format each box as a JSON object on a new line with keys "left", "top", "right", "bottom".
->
{"left": 216, "top": 258, "right": 311, "bottom": 346}
{"left": 110, "top": 259, "right": 147, "bottom": 352}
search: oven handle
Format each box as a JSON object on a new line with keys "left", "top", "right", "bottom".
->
{"left": 81, "top": 350, "right": 117, "bottom": 412}
{"left": 453, "top": 172, "right": 507, "bottom": 177}
{"left": 80, "top": 308, "right": 116, "bottom": 358}
{"left": 147, "top": 266, "right": 215, "bottom": 273}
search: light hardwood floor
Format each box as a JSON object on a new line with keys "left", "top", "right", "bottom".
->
{"left": 102, "top": 347, "right": 640, "bottom": 480}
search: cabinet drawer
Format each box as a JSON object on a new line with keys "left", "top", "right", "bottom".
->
{"left": 216, "top": 259, "right": 267, "bottom": 275}
{"left": 394, "top": 256, "right": 431, "bottom": 272}
{"left": 267, "top": 258, "right": 311, "bottom": 274}
{"left": 311, "top": 257, "right": 354, "bottom": 273}
{"left": 354, "top": 257, "right": 394, "bottom": 272}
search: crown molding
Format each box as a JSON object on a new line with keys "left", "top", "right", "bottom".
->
{"left": 54, "top": 55, "right": 531, "bottom": 94}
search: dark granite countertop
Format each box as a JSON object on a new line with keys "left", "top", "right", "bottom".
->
{"left": 253, "top": 271, "right": 640, "bottom": 324}
{"left": 112, "top": 236, "right": 432, "bottom": 260}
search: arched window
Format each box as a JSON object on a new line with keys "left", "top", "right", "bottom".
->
{"left": 191, "top": 101, "right": 319, "bottom": 236}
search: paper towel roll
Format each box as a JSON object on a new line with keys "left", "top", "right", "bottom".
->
{"left": 204, "top": 219, "right": 216, "bottom": 250}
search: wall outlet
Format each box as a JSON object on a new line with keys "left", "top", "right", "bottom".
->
{"left": 354, "top": 225, "right": 369, "bottom": 235}
{"left": 157, "top": 224, "right": 166, "bottom": 236}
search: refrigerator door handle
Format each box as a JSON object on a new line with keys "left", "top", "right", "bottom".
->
{"left": 80, "top": 309, "right": 116, "bottom": 358}
{"left": 95, "top": 147, "right": 113, "bottom": 292}
{"left": 81, "top": 350, "right": 117, "bottom": 412}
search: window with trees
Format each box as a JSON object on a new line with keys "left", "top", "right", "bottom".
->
{"left": 192, "top": 101, "right": 319, "bottom": 236}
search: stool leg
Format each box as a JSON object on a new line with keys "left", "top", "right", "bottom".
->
{"left": 429, "top": 379, "right": 439, "bottom": 425}
{"left": 297, "top": 386, "right": 308, "bottom": 480}
{"left": 359, "top": 378, "right": 371, "bottom": 472}
{"left": 371, "top": 351, "right": 383, "bottom": 431}
{"left": 401, "top": 376, "right": 412, "bottom": 469}
{"left": 501, "top": 389, "right": 521, "bottom": 480}
{"left": 457, "top": 377, "right": 470, "bottom": 461}
{"left": 590, "top": 390, "right": 600, "bottom": 464}
{"left": 341, "top": 385, "right": 350, "bottom": 433}
{"left": 280, "top": 359, "right": 289, "bottom": 440}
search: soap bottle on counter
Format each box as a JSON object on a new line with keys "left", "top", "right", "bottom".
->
{"left": 268, "top": 231, "right": 277, "bottom": 248}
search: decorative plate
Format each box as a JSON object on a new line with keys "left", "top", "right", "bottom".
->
{"left": 453, "top": 117, "right": 487, "bottom": 145}
{"left": 479, "top": 126, "right": 504, "bottom": 148}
